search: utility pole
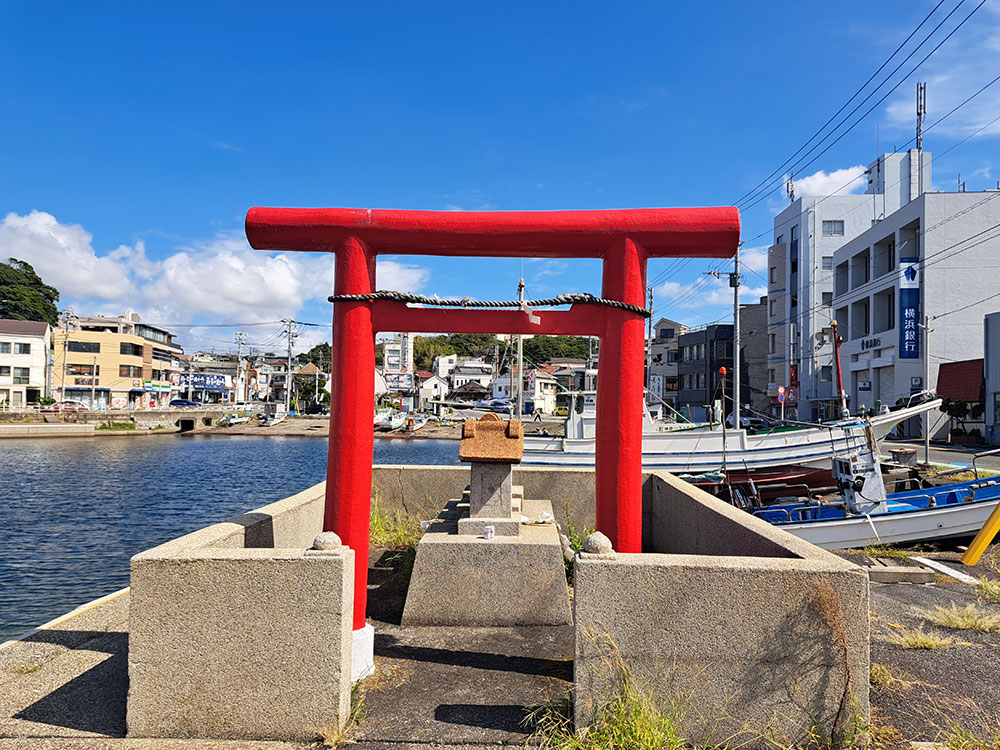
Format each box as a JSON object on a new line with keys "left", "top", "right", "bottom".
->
{"left": 282, "top": 319, "right": 297, "bottom": 414}
{"left": 645, "top": 286, "right": 654, "bottom": 404}
{"left": 59, "top": 307, "right": 74, "bottom": 402}
{"left": 235, "top": 332, "right": 248, "bottom": 403}
{"left": 516, "top": 279, "right": 525, "bottom": 419}
{"left": 731, "top": 246, "right": 741, "bottom": 430}
{"left": 703, "top": 261, "right": 742, "bottom": 428}
{"left": 921, "top": 314, "right": 933, "bottom": 465}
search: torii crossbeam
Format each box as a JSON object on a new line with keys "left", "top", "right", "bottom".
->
{"left": 245, "top": 207, "right": 739, "bottom": 633}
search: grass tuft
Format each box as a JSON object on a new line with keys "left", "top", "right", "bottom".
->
{"left": 934, "top": 715, "right": 1000, "bottom": 750}
{"left": 976, "top": 576, "right": 1000, "bottom": 603}
{"left": 314, "top": 679, "right": 366, "bottom": 747}
{"left": 526, "top": 688, "right": 686, "bottom": 750}
{"left": 862, "top": 544, "right": 911, "bottom": 562}
{"left": 13, "top": 663, "right": 41, "bottom": 674}
{"left": 869, "top": 662, "right": 916, "bottom": 692}
{"left": 95, "top": 421, "right": 136, "bottom": 431}
{"left": 929, "top": 603, "right": 1000, "bottom": 633}
{"left": 885, "top": 625, "right": 956, "bottom": 649}
{"left": 369, "top": 495, "right": 422, "bottom": 550}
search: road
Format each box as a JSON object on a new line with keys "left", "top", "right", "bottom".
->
{"left": 882, "top": 438, "right": 1000, "bottom": 471}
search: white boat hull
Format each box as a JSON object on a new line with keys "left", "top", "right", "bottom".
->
{"left": 522, "top": 400, "right": 939, "bottom": 473}
{"left": 778, "top": 497, "right": 1000, "bottom": 550}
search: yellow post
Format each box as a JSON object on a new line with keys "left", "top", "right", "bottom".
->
{"left": 961, "top": 501, "right": 1000, "bottom": 566}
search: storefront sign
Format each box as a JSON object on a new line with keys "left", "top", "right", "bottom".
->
{"left": 899, "top": 258, "right": 920, "bottom": 359}
{"left": 860, "top": 337, "right": 881, "bottom": 351}
{"left": 384, "top": 373, "right": 414, "bottom": 390}
{"left": 180, "top": 373, "right": 230, "bottom": 391}
{"left": 858, "top": 381, "right": 871, "bottom": 392}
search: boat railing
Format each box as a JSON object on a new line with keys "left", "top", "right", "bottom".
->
{"left": 752, "top": 507, "right": 792, "bottom": 523}
{"left": 971, "top": 447, "right": 1000, "bottom": 480}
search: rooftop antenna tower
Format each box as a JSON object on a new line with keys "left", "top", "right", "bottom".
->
{"left": 916, "top": 82, "right": 927, "bottom": 151}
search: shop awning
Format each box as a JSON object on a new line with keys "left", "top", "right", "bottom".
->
{"left": 936, "top": 359, "right": 984, "bottom": 403}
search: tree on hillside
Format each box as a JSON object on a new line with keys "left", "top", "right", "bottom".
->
{"left": 522, "top": 335, "right": 590, "bottom": 364}
{"left": 413, "top": 335, "right": 456, "bottom": 370}
{"left": 448, "top": 333, "right": 501, "bottom": 359}
{"left": 0, "top": 258, "right": 60, "bottom": 325}
{"left": 297, "top": 342, "right": 331, "bottom": 370}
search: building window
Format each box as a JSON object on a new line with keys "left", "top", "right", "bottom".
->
{"left": 13, "top": 367, "right": 30, "bottom": 384}
{"left": 822, "top": 220, "right": 845, "bottom": 237}
{"left": 119, "top": 365, "right": 142, "bottom": 378}
{"left": 0, "top": 343, "right": 9, "bottom": 354}
{"left": 68, "top": 341, "right": 100, "bottom": 353}
{"left": 821, "top": 366, "right": 833, "bottom": 382}
{"left": 67, "top": 363, "right": 98, "bottom": 376}
{"left": 822, "top": 291, "right": 833, "bottom": 306}
{"left": 768, "top": 334, "right": 776, "bottom": 354}
{"left": 769, "top": 299, "right": 776, "bottom": 316}
{"left": 768, "top": 368, "right": 775, "bottom": 384}
{"left": 14, "top": 343, "right": 31, "bottom": 355}
{"left": 659, "top": 328, "right": 675, "bottom": 340}
{"left": 152, "top": 347, "right": 171, "bottom": 362}
{"left": 120, "top": 342, "right": 143, "bottom": 357}
{"left": 822, "top": 256, "right": 833, "bottom": 270}
{"left": 0, "top": 366, "right": 9, "bottom": 376}
{"left": 769, "top": 266, "right": 777, "bottom": 284}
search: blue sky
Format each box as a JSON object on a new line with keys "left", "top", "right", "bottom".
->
{"left": 1, "top": 1, "right": 998, "bottom": 354}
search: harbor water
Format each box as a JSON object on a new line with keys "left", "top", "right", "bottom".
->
{"left": 0, "top": 435, "right": 459, "bottom": 641}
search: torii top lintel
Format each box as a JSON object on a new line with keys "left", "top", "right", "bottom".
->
{"left": 245, "top": 206, "right": 739, "bottom": 259}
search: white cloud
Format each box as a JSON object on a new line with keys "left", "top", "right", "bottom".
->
{"left": 740, "top": 245, "right": 768, "bottom": 273}
{"left": 0, "top": 211, "right": 134, "bottom": 299}
{"left": 789, "top": 166, "right": 867, "bottom": 197}
{"left": 884, "top": 6, "right": 1000, "bottom": 140}
{"left": 0, "top": 211, "right": 431, "bottom": 335}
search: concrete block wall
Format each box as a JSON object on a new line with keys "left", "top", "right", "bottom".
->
{"left": 576, "top": 473, "right": 869, "bottom": 747}
{"left": 127, "top": 482, "right": 354, "bottom": 742}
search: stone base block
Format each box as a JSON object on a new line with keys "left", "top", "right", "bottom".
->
{"left": 458, "top": 516, "right": 521, "bottom": 536}
{"left": 402, "top": 498, "right": 571, "bottom": 626}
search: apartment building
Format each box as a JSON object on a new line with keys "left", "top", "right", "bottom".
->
{"left": 832, "top": 187, "right": 1000, "bottom": 438}
{"left": 52, "top": 312, "right": 182, "bottom": 409}
{"left": 647, "top": 317, "right": 685, "bottom": 409}
{"left": 677, "top": 324, "right": 733, "bottom": 422}
{"left": 0, "top": 319, "right": 51, "bottom": 408}
{"left": 767, "top": 150, "right": 929, "bottom": 420}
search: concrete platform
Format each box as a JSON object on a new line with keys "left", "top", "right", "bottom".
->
{"left": 401, "top": 498, "right": 572, "bottom": 626}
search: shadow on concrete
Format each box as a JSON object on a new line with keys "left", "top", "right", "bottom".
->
{"left": 14, "top": 632, "right": 127, "bottom": 737}
{"left": 366, "top": 549, "right": 415, "bottom": 625}
{"left": 228, "top": 511, "right": 275, "bottom": 548}
{"left": 16, "top": 629, "right": 122, "bottom": 654}
{"left": 374, "top": 633, "right": 572, "bottom": 680}
{"left": 433, "top": 703, "right": 530, "bottom": 734}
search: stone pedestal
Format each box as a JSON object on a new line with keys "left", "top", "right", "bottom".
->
{"left": 402, "top": 497, "right": 572, "bottom": 626}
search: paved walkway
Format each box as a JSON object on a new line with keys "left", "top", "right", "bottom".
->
{"left": 3, "top": 545, "right": 1000, "bottom": 748}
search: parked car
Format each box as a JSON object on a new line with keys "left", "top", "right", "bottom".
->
{"left": 41, "top": 400, "right": 87, "bottom": 413}
{"left": 489, "top": 399, "right": 513, "bottom": 414}
{"left": 554, "top": 406, "right": 569, "bottom": 417}
{"left": 304, "top": 402, "right": 329, "bottom": 415}
{"left": 169, "top": 399, "right": 202, "bottom": 408}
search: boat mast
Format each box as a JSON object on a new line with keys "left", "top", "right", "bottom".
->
{"left": 516, "top": 278, "right": 525, "bottom": 419}
{"left": 832, "top": 319, "right": 848, "bottom": 418}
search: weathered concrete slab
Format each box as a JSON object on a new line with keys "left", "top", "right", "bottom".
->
{"left": 859, "top": 556, "right": 937, "bottom": 583}
{"left": 402, "top": 498, "right": 571, "bottom": 626}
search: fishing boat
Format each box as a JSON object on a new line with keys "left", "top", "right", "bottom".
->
{"left": 219, "top": 413, "right": 250, "bottom": 426}
{"left": 376, "top": 411, "right": 406, "bottom": 431}
{"left": 404, "top": 414, "right": 430, "bottom": 432}
{"left": 521, "top": 390, "right": 941, "bottom": 474}
{"left": 373, "top": 407, "right": 392, "bottom": 427}
{"left": 259, "top": 412, "right": 286, "bottom": 427}
{"left": 736, "top": 447, "right": 1000, "bottom": 550}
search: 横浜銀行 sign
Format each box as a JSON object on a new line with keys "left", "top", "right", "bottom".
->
{"left": 899, "top": 259, "right": 920, "bottom": 360}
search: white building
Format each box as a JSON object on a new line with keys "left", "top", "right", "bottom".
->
{"left": 768, "top": 150, "right": 932, "bottom": 420}
{"left": 418, "top": 374, "right": 449, "bottom": 406}
{"left": 832, "top": 186, "right": 1000, "bottom": 438}
{"left": 433, "top": 353, "right": 457, "bottom": 381}
{"left": 491, "top": 369, "right": 559, "bottom": 413}
{"left": 0, "top": 319, "right": 51, "bottom": 408}
{"left": 450, "top": 360, "right": 493, "bottom": 391}
{"left": 647, "top": 317, "right": 685, "bottom": 408}
{"left": 986, "top": 312, "right": 1000, "bottom": 445}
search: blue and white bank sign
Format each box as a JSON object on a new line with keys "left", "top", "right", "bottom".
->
{"left": 899, "top": 258, "right": 920, "bottom": 359}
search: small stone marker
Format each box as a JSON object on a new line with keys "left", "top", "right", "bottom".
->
{"left": 579, "top": 531, "right": 616, "bottom": 559}
{"left": 458, "top": 413, "right": 524, "bottom": 537}
{"left": 312, "top": 532, "right": 342, "bottom": 550}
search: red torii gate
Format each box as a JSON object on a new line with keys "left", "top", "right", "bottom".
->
{"left": 246, "top": 207, "right": 739, "bottom": 630}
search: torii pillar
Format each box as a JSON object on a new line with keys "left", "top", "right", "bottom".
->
{"left": 246, "top": 207, "right": 739, "bottom": 675}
